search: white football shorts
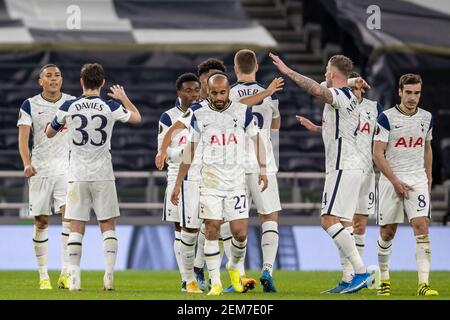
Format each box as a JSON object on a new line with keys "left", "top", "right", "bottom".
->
{"left": 246, "top": 173, "right": 281, "bottom": 215}
{"left": 321, "top": 169, "right": 363, "bottom": 221}
{"left": 377, "top": 172, "right": 431, "bottom": 226}
{"left": 28, "top": 175, "right": 67, "bottom": 216}
{"left": 355, "top": 171, "right": 376, "bottom": 216}
{"left": 199, "top": 188, "right": 249, "bottom": 222}
{"left": 65, "top": 181, "right": 120, "bottom": 222}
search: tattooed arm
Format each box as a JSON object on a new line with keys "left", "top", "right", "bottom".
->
{"left": 269, "top": 53, "right": 333, "bottom": 105}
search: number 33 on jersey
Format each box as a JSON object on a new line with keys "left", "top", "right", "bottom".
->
{"left": 50, "top": 95, "right": 131, "bottom": 181}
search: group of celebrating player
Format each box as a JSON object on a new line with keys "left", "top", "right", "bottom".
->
{"left": 17, "top": 47, "right": 438, "bottom": 296}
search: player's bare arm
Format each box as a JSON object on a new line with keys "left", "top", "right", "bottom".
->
{"left": 296, "top": 115, "right": 321, "bottom": 133}
{"left": 170, "top": 141, "right": 197, "bottom": 205}
{"left": 271, "top": 116, "right": 281, "bottom": 130}
{"left": 155, "top": 120, "right": 187, "bottom": 170}
{"left": 424, "top": 141, "right": 433, "bottom": 192}
{"left": 18, "top": 125, "right": 36, "bottom": 177}
{"left": 373, "top": 140, "right": 413, "bottom": 199}
{"left": 107, "top": 84, "right": 141, "bottom": 124}
{"left": 251, "top": 132, "right": 268, "bottom": 192}
{"left": 239, "top": 77, "right": 284, "bottom": 107}
{"left": 269, "top": 53, "right": 333, "bottom": 105}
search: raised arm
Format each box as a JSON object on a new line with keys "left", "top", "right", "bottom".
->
{"left": 239, "top": 77, "right": 284, "bottom": 107}
{"left": 107, "top": 85, "right": 141, "bottom": 124}
{"left": 270, "top": 53, "right": 333, "bottom": 105}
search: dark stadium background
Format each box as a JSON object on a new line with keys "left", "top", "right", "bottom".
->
{"left": 0, "top": 0, "right": 449, "bottom": 272}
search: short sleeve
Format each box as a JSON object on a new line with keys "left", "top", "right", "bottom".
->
{"left": 245, "top": 108, "right": 258, "bottom": 137}
{"left": 112, "top": 106, "right": 131, "bottom": 123}
{"left": 373, "top": 113, "right": 390, "bottom": 143}
{"left": 177, "top": 109, "right": 193, "bottom": 128}
{"left": 330, "top": 87, "right": 352, "bottom": 109}
{"left": 157, "top": 112, "right": 172, "bottom": 149}
{"left": 17, "top": 100, "right": 32, "bottom": 127}
{"left": 187, "top": 113, "right": 201, "bottom": 143}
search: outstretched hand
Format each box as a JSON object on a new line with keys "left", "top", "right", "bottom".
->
{"left": 107, "top": 84, "right": 129, "bottom": 102}
{"left": 267, "top": 77, "right": 284, "bottom": 95}
{"left": 269, "top": 53, "right": 292, "bottom": 75}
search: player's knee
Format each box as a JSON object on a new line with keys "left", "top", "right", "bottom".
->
{"left": 35, "top": 216, "right": 48, "bottom": 229}
{"left": 259, "top": 212, "right": 278, "bottom": 223}
{"left": 412, "top": 222, "right": 429, "bottom": 236}
{"left": 320, "top": 215, "right": 338, "bottom": 230}
{"left": 353, "top": 221, "right": 366, "bottom": 235}
{"left": 233, "top": 234, "right": 247, "bottom": 242}
{"left": 380, "top": 228, "right": 395, "bottom": 241}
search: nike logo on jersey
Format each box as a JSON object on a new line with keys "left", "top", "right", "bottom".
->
{"left": 238, "top": 210, "right": 246, "bottom": 214}
{"left": 417, "top": 208, "right": 426, "bottom": 212}
{"left": 394, "top": 125, "right": 403, "bottom": 129}
{"left": 38, "top": 111, "right": 45, "bottom": 115}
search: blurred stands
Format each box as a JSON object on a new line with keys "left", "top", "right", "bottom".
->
{"left": 0, "top": 0, "right": 448, "bottom": 222}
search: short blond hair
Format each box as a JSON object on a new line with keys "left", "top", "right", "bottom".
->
{"left": 329, "top": 55, "right": 353, "bottom": 78}
{"left": 234, "top": 49, "right": 257, "bottom": 74}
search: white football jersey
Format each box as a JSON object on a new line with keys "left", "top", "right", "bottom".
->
{"left": 356, "top": 98, "right": 383, "bottom": 173}
{"left": 158, "top": 100, "right": 189, "bottom": 184}
{"left": 374, "top": 106, "right": 433, "bottom": 175}
{"left": 51, "top": 95, "right": 131, "bottom": 181}
{"left": 321, "top": 87, "right": 362, "bottom": 173}
{"left": 17, "top": 93, "right": 75, "bottom": 177}
{"left": 174, "top": 99, "right": 209, "bottom": 182}
{"left": 189, "top": 99, "right": 259, "bottom": 191}
{"left": 229, "top": 81, "right": 278, "bottom": 174}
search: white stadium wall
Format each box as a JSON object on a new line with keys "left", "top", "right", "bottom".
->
{"left": 1, "top": 225, "right": 449, "bottom": 270}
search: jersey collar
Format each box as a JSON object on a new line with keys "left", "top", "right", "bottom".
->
{"left": 40, "top": 93, "right": 62, "bottom": 103}
{"left": 207, "top": 99, "right": 231, "bottom": 112}
{"left": 395, "top": 104, "right": 418, "bottom": 116}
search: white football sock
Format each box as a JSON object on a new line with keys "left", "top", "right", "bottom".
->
{"left": 174, "top": 230, "right": 185, "bottom": 282}
{"left": 180, "top": 230, "right": 198, "bottom": 283}
{"left": 377, "top": 236, "right": 392, "bottom": 281}
{"left": 102, "top": 230, "right": 118, "bottom": 276}
{"left": 415, "top": 234, "right": 431, "bottom": 284}
{"left": 60, "top": 221, "right": 70, "bottom": 275}
{"left": 194, "top": 224, "right": 206, "bottom": 269}
{"left": 33, "top": 225, "right": 49, "bottom": 280}
{"left": 229, "top": 237, "right": 247, "bottom": 271}
{"left": 326, "top": 223, "right": 366, "bottom": 274}
{"left": 261, "top": 221, "right": 279, "bottom": 276}
{"left": 204, "top": 239, "right": 221, "bottom": 286}
{"left": 220, "top": 222, "right": 232, "bottom": 264}
{"left": 354, "top": 233, "right": 366, "bottom": 259}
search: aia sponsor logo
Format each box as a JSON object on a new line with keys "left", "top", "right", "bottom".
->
{"left": 358, "top": 121, "right": 371, "bottom": 134}
{"left": 394, "top": 137, "right": 423, "bottom": 148}
{"left": 209, "top": 133, "right": 238, "bottom": 146}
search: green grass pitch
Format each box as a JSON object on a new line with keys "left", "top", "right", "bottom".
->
{"left": 0, "top": 270, "right": 449, "bottom": 300}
